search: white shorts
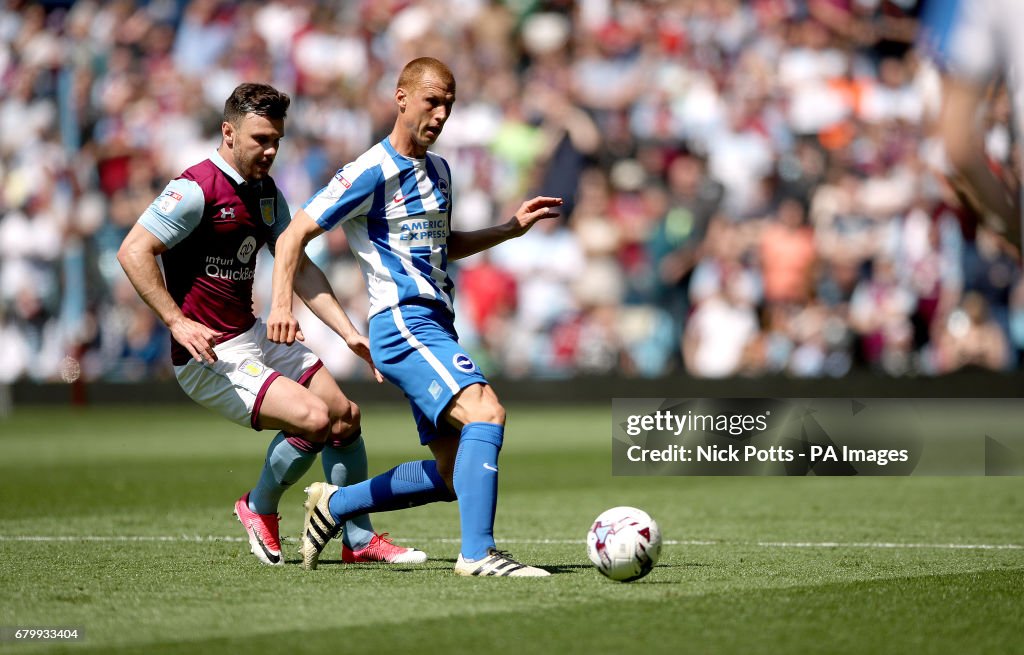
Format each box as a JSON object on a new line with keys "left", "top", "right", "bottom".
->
{"left": 174, "top": 318, "right": 323, "bottom": 430}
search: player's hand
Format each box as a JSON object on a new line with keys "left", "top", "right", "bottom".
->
{"left": 267, "top": 306, "right": 304, "bottom": 345}
{"left": 510, "top": 196, "right": 563, "bottom": 235}
{"left": 344, "top": 333, "right": 384, "bottom": 384}
{"left": 170, "top": 317, "right": 222, "bottom": 364}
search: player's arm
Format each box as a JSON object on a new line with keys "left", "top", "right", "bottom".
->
{"left": 940, "top": 76, "right": 1022, "bottom": 253}
{"left": 270, "top": 163, "right": 380, "bottom": 343}
{"left": 447, "top": 195, "right": 564, "bottom": 260}
{"left": 291, "top": 251, "right": 383, "bottom": 383}
{"left": 117, "top": 180, "right": 221, "bottom": 364}
{"left": 117, "top": 224, "right": 221, "bottom": 364}
{"left": 267, "top": 209, "right": 325, "bottom": 345}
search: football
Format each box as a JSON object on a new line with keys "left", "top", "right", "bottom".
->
{"left": 586, "top": 506, "right": 662, "bottom": 582}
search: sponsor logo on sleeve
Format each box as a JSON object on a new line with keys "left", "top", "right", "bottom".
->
{"left": 437, "top": 177, "right": 449, "bottom": 197}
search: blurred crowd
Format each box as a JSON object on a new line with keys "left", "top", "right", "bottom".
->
{"left": 1, "top": 0, "right": 1022, "bottom": 384}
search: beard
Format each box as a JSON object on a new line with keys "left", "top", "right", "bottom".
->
{"left": 237, "top": 152, "right": 272, "bottom": 181}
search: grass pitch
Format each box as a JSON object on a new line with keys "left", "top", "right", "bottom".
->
{"left": 0, "top": 404, "right": 1022, "bottom": 654}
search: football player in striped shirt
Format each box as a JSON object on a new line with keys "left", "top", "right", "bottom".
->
{"left": 269, "top": 58, "right": 563, "bottom": 576}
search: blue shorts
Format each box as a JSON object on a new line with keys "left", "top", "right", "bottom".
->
{"left": 369, "top": 301, "right": 488, "bottom": 444}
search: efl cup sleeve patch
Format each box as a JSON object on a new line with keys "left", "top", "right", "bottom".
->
{"left": 158, "top": 190, "right": 183, "bottom": 213}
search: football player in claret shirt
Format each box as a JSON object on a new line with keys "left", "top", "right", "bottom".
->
{"left": 269, "top": 58, "right": 563, "bottom": 576}
{"left": 117, "top": 83, "right": 424, "bottom": 566}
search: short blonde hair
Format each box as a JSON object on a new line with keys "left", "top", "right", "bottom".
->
{"left": 397, "top": 57, "right": 455, "bottom": 92}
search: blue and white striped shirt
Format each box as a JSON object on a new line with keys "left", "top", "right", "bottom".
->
{"left": 304, "top": 138, "right": 455, "bottom": 318}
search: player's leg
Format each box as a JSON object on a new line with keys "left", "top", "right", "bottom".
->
{"left": 437, "top": 385, "right": 548, "bottom": 577}
{"left": 393, "top": 304, "right": 547, "bottom": 575}
{"left": 426, "top": 430, "right": 459, "bottom": 492}
{"left": 229, "top": 372, "right": 343, "bottom": 566}
{"left": 253, "top": 331, "right": 346, "bottom": 533}
{"left": 318, "top": 301, "right": 470, "bottom": 532}
{"left": 441, "top": 383, "right": 505, "bottom": 560}
{"left": 299, "top": 365, "right": 372, "bottom": 547}
{"left": 299, "top": 304, "right": 471, "bottom": 569}
{"left": 304, "top": 367, "right": 427, "bottom": 564}
{"left": 173, "top": 329, "right": 322, "bottom": 566}
{"left": 248, "top": 373, "right": 333, "bottom": 514}
{"left": 305, "top": 303, "right": 547, "bottom": 575}
{"left": 301, "top": 403, "right": 456, "bottom": 570}
{"left": 441, "top": 385, "right": 547, "bottom": 576}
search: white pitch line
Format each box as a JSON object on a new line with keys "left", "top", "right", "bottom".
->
{"left": 757, "top": 541, "right": 1024, "bottom": 551}
{"left": 398, "top": 538, "right": 721, "bottom": 546}
{"left": 0, "top": 535, "right": 248, "bottom": 543}
{"left": 0, "top": 535, "right": 1020, "bottom": 550}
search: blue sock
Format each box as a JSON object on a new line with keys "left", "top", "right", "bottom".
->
{"left": 453, "top": 422, "right": 504, "bottom": 560}
{"left": 327, "top": 459, "right": 454, "bottom": 523}
{"left": 321, "top": 434, "right": 376, "bottom": 550}
{"left": 249, "top": 432, "right": 321, "bottom": 515}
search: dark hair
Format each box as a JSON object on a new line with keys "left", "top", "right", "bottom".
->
{"left": 223, "top": 83, "right": 290, "bottom": 125}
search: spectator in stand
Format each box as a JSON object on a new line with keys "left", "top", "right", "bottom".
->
{"left": 684, "top": 269, "right": 760, "bottom": 379}
{"left": 936, "top": 291, "right": 1009, "bottom": 372}
{"left": 759, "top": 196, "right": 818, "bottom": 308}
{"left": 0, "top": 0, "right": 1020, "bottom": 382}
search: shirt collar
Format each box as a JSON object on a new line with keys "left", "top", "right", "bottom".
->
{"left": 381, "top": 136, "right": 425, "bottom": 165}
{"left": 210, "top": 150, "right": 247, "bottom": 186}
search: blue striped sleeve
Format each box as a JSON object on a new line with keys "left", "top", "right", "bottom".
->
{"left": 303, "top": 163, "right": 381, "bottom": 231}
{"left": 138, "top": 178, "right": 205, "bottom": 248}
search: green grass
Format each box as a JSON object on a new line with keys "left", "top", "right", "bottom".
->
{"left": 0, "top": 405, "right": 1022, "bottom": 654}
